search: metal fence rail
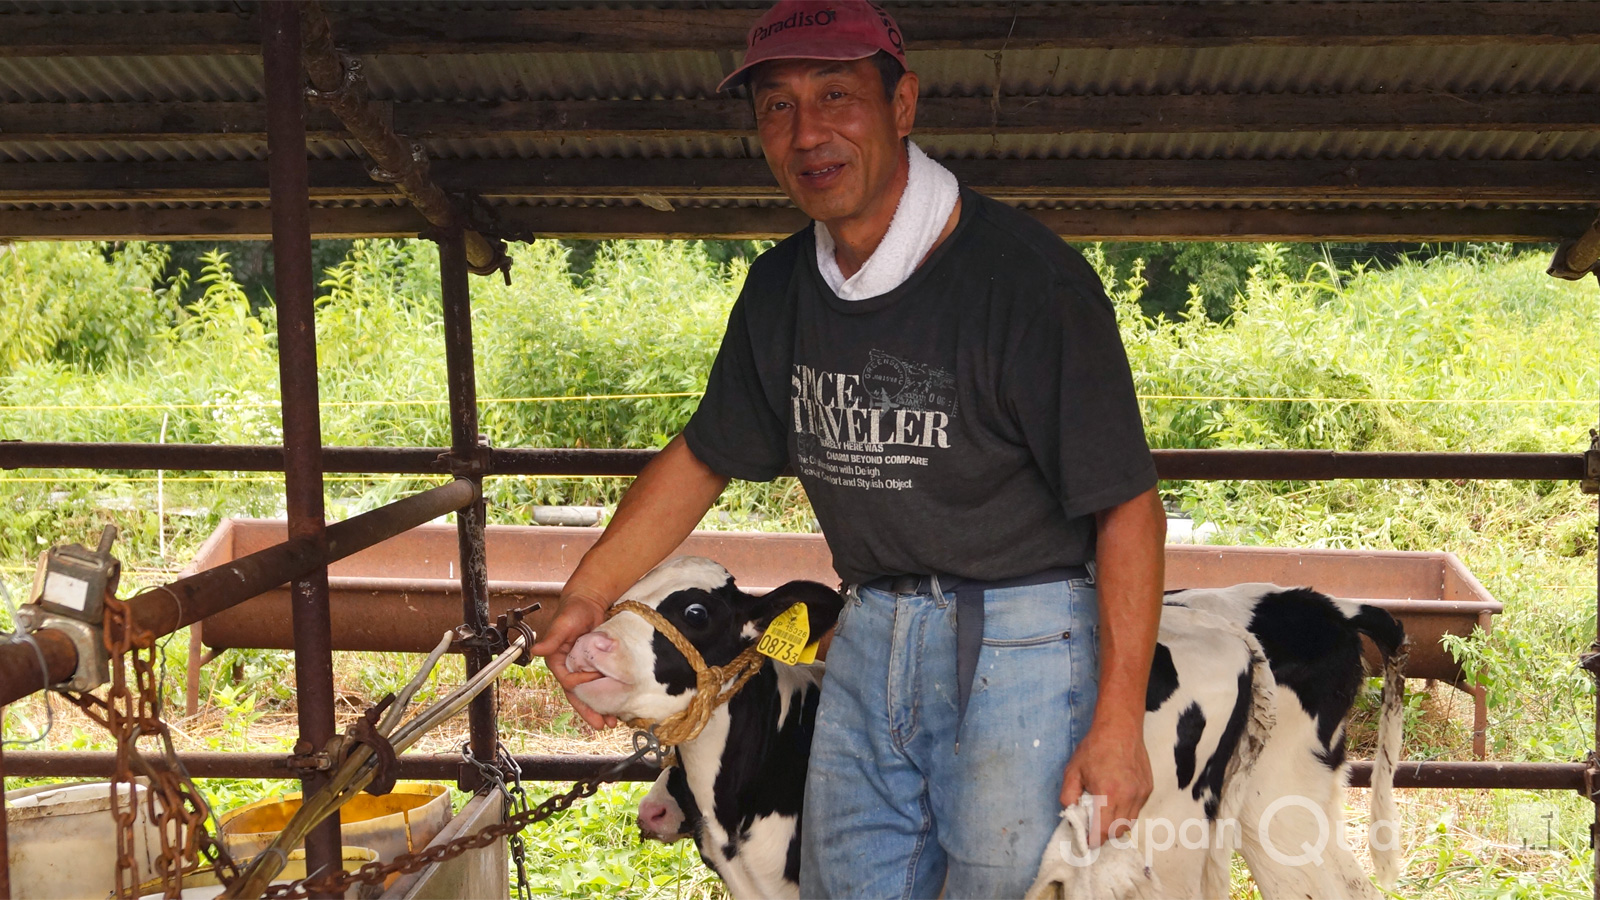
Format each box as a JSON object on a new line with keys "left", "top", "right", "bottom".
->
{"left": 0, "top": 442, "right": 1585, "bottom": 481}
{"left": 5, "top": 751, "right": 1578, "bottom": 793}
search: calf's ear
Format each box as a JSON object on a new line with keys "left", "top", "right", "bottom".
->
{"left": 749, "top": 580, "right": 846, "bottom": 639}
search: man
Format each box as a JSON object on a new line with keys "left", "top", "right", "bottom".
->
{"left": 530, "top": 2, "right": 1166, "bottom": 896}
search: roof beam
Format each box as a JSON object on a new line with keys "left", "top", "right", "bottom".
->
{"left": 4, "top": 93, "right": 1597, "bottom": 143}
{"left": 4, "top": 2, "right": 1597, "bottom": 56}
{"left": 5, "top": 158, "right": 1599, "bottom": 206}
{"left": 1, "top": 204, "right": 1588, "bottom": 243}
{"left": 0, "top": 205, "right": 428, "bottom": 242}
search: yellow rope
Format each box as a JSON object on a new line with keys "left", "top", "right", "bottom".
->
{"left": 0, "top": 474, "right": 611, "bottom": 480}
{"left": 0, "top": 475, "right": 436, "bottom": 484}
{"left": 0, "top": 391, "right": 704, "bottom": 412}
{"left": 606, "top": 599, "right": 767, "bottom": 749}
{"left": 1137, "top": 394, "right": 1593, "bottom": 405}
{"left": 0, "top": 391, "right": 1591, "bottom": 413}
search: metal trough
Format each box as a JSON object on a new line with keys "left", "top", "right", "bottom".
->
{"left": 187, "top": 519, "right": 1499, "bottom": 756}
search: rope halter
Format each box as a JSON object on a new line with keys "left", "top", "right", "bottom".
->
{"left": 604, "top": 599, "right": 768, "bottom": 749}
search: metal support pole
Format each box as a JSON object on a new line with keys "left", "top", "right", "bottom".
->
{"left": 263, "top": 1, "right": 341, "bottom": 888}
{"left": 1, "top": 740, "right": 11, "bottom": 900}
{"left": 439, "top": 230, "right": 497, "bottom": 781}
{"left": 186, "top": 622, "right": 203, "bottom": 717}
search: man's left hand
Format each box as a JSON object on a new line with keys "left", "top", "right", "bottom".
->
{"left": 1058, "top": 718, "right": 1153, "bottom": 846}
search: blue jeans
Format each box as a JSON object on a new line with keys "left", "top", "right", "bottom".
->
{"left": 799, "top": 574, "right": 1101, "bottom": 899}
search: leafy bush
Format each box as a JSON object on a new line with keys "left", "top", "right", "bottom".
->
{"left": 4, "top": 236, "right": 1598, "bottom": 897}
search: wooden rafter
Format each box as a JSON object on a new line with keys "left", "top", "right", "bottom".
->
{"left": 5, "top": 158, "right": 1600, "bottom": 206}
{"left": 3, "top": 92, "right": 1597, "bottom": 143}
{"left": 3, "top": 2, "right": 1598, "bottom": 56}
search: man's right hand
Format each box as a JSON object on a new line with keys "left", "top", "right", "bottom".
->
{"left": 527, "top": 434, "right": 732, "bottom": 732}
{"left": 532, "top": 594, "right": 618, "bottom": 731}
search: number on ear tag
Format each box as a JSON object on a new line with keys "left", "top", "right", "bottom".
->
{"left": 756, "top": 603, "right": 810, "bottom": 665}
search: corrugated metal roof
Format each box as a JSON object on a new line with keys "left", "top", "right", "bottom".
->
{"left": 914, "top": 45, "right": 1600, "bottom": 97}
{"left": 0, "top": 56, "right": 262, "bottom": 103}
{"left": 0, "top": 138, "right": 267, "bottom": 164}
{"left": 919, "top": 132, "right": 1600, "bottom": 162}
{"left": 7, "top": 43, "right": 1600, "bottom": 104}
{"left": 1, "top": 0, "right": 1596, "bottom": 233}
{"left": 9, "top": 131, "right": 1596, "bottom": 168}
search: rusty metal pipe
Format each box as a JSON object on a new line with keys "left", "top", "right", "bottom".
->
{"left": 439, "top": 230, "right": 497, "bottom": 772}
{"left": 0, "top": 443, "right": 1587, "bottom": 481}
{"left": 0, "top": 479, "right": 476, "bottom": 708}
{"left": 1549, "top": 214, "right": 1600, "bottom": 281}
{"left": 263, "top": 1, "right": 343, "bottom": 885}
{"left": 1346, "top": 760, "right": 1588, "bottom": 791}
{"left": 2, "top": 752, "right": 1581, "bottom": 791}
{"left": 2, "top": 750, "right": 658, "bottom": 784}
{"left": 299, "top": 0, "right": 502, "bottom": 274}
{"left": 1587, "top": 445, "right": 1600, "bottom": 890}
{"left": 126, "top": 479, "right": 475, "bottom": 642}
{"left": 1152, "top": 449, "right": 1586, "bottom": 482}
{"left": 1, "top": 740, "right": 10, "bottom": 900}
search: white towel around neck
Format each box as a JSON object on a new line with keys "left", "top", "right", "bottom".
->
{"left": 815, "top": 141, "right": 960, "bottom": 301}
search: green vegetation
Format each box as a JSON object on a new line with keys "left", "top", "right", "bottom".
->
{"left": 2, "top": 237, "right": 1596, "bottom": 898}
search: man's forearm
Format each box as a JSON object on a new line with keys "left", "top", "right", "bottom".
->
{"left": 1091, "top": 487, "right": 1166, "bottom": 728}
{"left": 562, "top": 434, "right": 730, "bottom": 610}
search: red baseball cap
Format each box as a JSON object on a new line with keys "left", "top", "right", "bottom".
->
{"left": 717, "top": 0, "right": 907, "bottom": 93}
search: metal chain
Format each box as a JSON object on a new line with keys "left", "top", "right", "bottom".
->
{"left": 462, "top": 741, "right": 532, "bottom": 900}
{"left": 260, "top": 732, "right": 665, "bottom": 900}
{"left": 66, "top": 597, "right": 235, "bottom": 898}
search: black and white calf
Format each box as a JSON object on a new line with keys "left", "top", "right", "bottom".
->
{"left": 577, "top": 560, "right": 1405, "bottom": 900}
{"left": 1030, "top": 585, "right": 1407, "bottom": 899}
{"left": 565, "top": 557, "right": 842, "bottom": 899}
{"left": 1169, "top": 584, "right": 1407, "bottom": 899}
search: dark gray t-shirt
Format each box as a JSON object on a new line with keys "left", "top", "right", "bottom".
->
{"left": 683, "top": 188, "right": 1157, "bottom": 585}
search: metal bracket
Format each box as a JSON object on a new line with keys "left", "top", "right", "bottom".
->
{"left": 433, "top": 436, "right": 492, "bottom": 477}
{"left": 1581, "top": 646, "right": 1600, "bottom": 676}
{"left": 1583, "top": 430, "right": 1600, "bottom": 495}
{"left": 495, "top": 603, "right": 540, "bottom": 665}
{"left": 287, "top": 739, "right": 334, "bottom": 774}
{"left": 303, "top": 52, "right": 369, "bottom": 111}
{"left": 16, "top": 610, "right": 109, "bottom": 693}
{"left": 423, "top": 219, "right": 514, "bottom": 286}
{"left": 345, "top": 695, "right": 399, "bottom": 796}
{"left": 1586, "top": 752, "right": 1600, "bottom": 811}
{"left": 16, "top": 527, "right": 121, "bottom": 693}
{"left": 453, "top": 602, "right": 541, "bottom": 662}
{"left": 368, "top": 141, "right": 430, "bottom": 185}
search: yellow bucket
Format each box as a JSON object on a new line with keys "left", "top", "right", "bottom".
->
{"left": 218, "top": 783, "right": 452, "bottom": 870}
{"left": 135, "top": 847, "right": 379, "bottom": 900}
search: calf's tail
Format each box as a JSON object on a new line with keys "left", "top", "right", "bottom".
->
{"left": 1222, "top": 628, "right": 1278, "bottom": 815}
{"left": 1352, "top": 606, "right": 1407, "bottom": 890}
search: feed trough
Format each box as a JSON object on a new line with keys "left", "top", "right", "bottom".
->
{"left": 187, "top": 519, "right": 1499, "bottom": 756}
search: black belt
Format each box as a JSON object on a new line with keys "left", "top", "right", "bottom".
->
{"left": 861, "top": 564, "right": 1091, "bottom": 750}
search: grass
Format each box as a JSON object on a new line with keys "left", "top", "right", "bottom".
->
{"left": 2, "top": 238, "right": 1596, "bottom": 897}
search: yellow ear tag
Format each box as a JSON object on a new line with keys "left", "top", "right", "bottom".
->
{"left": 756, "top": 603, "right": 810, "bottom": 665}
{"left": 796, "top": 640, "right": 820, "bottom": 665}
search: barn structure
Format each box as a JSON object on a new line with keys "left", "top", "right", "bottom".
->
{"left": 1, "top": 0, "right": 1599, "bottom": 896}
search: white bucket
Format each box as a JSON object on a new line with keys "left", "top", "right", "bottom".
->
{"left": 5, "top": 781, "right": 163, "bottom": 900}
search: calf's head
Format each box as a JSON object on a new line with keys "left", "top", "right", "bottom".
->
{"left": 566, "top": 556, "right": 842, "bottom": 722}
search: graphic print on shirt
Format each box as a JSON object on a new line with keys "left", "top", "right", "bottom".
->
{"left": 791, "top": 350, "right": 958, "bottom": 492}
